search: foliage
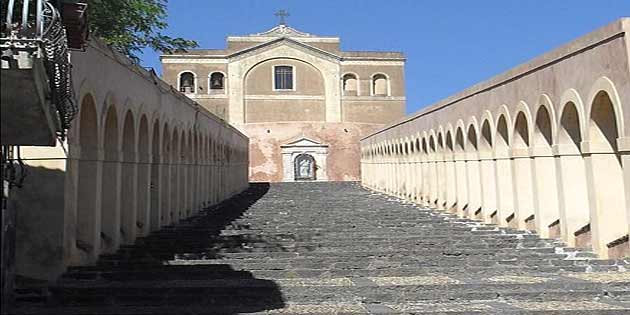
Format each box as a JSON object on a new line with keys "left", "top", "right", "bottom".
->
{"left": 89, "top": 0, "right": 197, "bottom": 61}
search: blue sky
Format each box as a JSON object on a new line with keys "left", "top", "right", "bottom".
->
{"left": 140, "top": 0, "right": 629, "bottom": 114}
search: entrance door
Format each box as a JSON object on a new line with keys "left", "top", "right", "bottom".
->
{"left": 294, "top": 154, "right": 316, "bottom": 180}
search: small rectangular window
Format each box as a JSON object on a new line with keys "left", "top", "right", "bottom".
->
{"left": 274, "top": 66, "right": 293, "bottom": 90}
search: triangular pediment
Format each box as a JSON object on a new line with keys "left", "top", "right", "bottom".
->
{"left": 281, "top": 137, "right": 328, "bottom": 148}
{"left": 228, "top": 37, "right": 340, "bottom": 61}
{"left": 249, "top": 24, "right": 318, "bottom": 38}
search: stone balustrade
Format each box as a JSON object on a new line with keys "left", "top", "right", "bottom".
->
{"left": 360, "top": 18, "right": 630, "bottom": 259}
{"left": 14, "top": 38, "right": 250, "bottom": 280}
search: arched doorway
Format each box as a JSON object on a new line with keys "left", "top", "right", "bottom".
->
{"left": 294, "top": 154, "right": 316, "bottom": 180}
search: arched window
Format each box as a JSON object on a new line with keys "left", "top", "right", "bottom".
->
{"left": 179, "top": 72, "right": 195, "bottom": 94}
{"left": 209, "top": 72, "right": 225, "bottom": 92}
{"left": 372, "top": 73, "right": 389, "bottom": 96}
{"left": 343, "top": 73, "right": 358, "bottom": 96}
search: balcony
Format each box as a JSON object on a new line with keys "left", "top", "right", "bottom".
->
{"left": 1, "top": 0, "right": 86, "bottom": 146}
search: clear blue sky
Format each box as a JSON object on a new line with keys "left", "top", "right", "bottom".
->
{"left": 139, "top": 0, "right": 629, "bottom": 114}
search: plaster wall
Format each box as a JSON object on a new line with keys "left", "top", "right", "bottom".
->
{"left": 342, "top": 99, "right": 405, "bottom": 124}
{"left": 241, "top": 122, "right": 383, "bottom": 182}
{"left": 245, "top": 99, "right": 325, "bottom": 122}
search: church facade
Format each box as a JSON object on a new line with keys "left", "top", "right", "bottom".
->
{"left": 161, "top": 22, "right": 405, "bottom": 182}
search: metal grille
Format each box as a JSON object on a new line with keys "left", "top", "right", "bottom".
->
{"left": 274, "top": 66, "right": 293, "bottom": 90}
{"left": 1, "top": 0, "right": 77, "bottom": 139}
{"left": 41, "top": 1, "right": 77, "bottom": 138}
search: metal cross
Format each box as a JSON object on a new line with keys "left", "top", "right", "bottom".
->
{"left": 274, "top": 10, "right": 290, "bottom": 25}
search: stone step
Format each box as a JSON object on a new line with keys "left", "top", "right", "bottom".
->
{"left": 94, "top": 255, "right": 592, "bottom": 272}
{"left": 46, "top": 281, "right": 630, "bottom": 306}
{"left": 106, "top": 242, "right": 566, "bottom": 259}
{"left": 11, "top": 301, "right": 630, "bottom": 315}
{"left": 130, "top": 235, "right": 556, "bottom": 246}
{"left": 16, "top": 182, "right": 629, "bottom": 314}
{"left": 64, "top": 265, "right": 620, "bottom": 280}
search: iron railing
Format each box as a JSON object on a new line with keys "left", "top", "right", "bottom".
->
{"left": 1, "top": 0, "right": 77, "bottom": 139}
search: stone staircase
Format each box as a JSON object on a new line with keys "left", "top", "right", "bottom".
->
{"left": 13, "top": 182, "right": 630, "bottom": 314}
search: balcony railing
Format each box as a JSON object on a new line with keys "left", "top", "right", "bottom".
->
{"left": 1, "top": 0, "right": 80, "bottom": 141}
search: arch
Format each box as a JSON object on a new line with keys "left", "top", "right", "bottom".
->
{"left": 466, "top": 120, "right": 479, "bottom": 153}
{"left": 159, "top": 122, "right": 170, "bottom": 228}
{"left": 100, "top": 104, "right": 120, "bottom": 253}
{"left": 455, "top": 126, "right": 465, "bottom": 153}
{"left": 513, "top": 111, "right": 531, "bottom": 149}
{"left": 532, "top": 99, "right": 561, "bottom": 238}
{"left": 588, "top": 91, "right": 621, "bottom": 152}
{"left": 586, "top": 77, "right": 625, "bottom": 139}
{"left": 178, "top": 71, "right": 197, "bottom": 94}
{"left": 150, "top": 119, "right": 162, "bottom": 231}
{"left": 512, "top": 106, "right": 536, "bottom": 231}
{"left": 243, "top": 57, "right": 324, "bottom": 122}
{"left": 534, "top": 103, "right": 554, "bottom": 148}
{"left": 466, "top": 119, "right": 482, "bottom": 217}
{"left": 121, "top": 111, "right": 135, "bottom": 159}
{"left": 453, "top": 123, "right": 468, "bottom": 214}
{"left": 586, "top": 88, "right": 628, "bottom": 258}
{"left": 436, "top": 131, "right": 444, "bottom": 153}
{"left": 75, "top": 94, "right": 100, "bottom": 259}
{"left": 342, "top": 72, "right": 359, "bottom": 96}
{"left": 495, "top": 105, "right": 513, "bottom": 149}
{"left": 120, "top": 110, "right": 136, "bottom": 244}
{"left": 371, "top": 73, "right": 390, "bottom": 96}
{"left": 557, "top": 89, "right": 586, "bottom": 147}
{"left": 496, "top": 114, "right": 510, "bottom": 151}
{"left": 535, "top": 94, "right": 557, "bottom": 146}
{"left": 494, "top": 111, "right": 515, "bottom": 227}
{"left": 294, "top": 154, "right": 316, "bottom": 180}
{"left": 429, "top": 134, "right": 437, "bottom": 153}
{"left": 178, "top": 130, "right": 190, "bottom": 219}
{"left": 209, "top": 71, "right": 226, "bottom": 92}
{"left": 480, "top": 117, "right": 493, "bottom": 154}
{"left": 479, "top": 110, "right": 495, "bottom": 154}
{"left": 78, "top": 95, "right": 99, "bottom": 158}
{"left": 443, "top": 125, "right": 457, "bottom": 212}
{"left": 101, "top": 92, "right": 120, "bottom": 126}
{"left": 480, "top": 115, "right": 497, "bottom": 222}
{"left": 169, "top": 127, "right": 180, "bottom": 225}
{"left": 136, "top": 115, "right": 150, "bottom": 237}
{"left": 558, "top": 101, "right": 582, "bottom": 150}
{"left": 445, "top": 129, "right": 454, "bottom": 153}
{"left": 556, "top": 98, "right": 591, "bottom": 247}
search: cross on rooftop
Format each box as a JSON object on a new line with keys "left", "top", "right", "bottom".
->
{"left": 274, "top": 10, "right": 289, "bottom": 25}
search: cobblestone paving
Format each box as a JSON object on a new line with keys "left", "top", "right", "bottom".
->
{"left": 13, "top": 182, "right": 630, "bottom": 314}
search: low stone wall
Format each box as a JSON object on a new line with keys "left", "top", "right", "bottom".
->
{"left": 360, "top": 18, "right": 630, "bottom": 259}
{"left": 14, "top": 38, "right": 250, "bottom": 281}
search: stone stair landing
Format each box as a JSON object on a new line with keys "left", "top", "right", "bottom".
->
{"left": 13, "top": 182, "right": 630, "bottom": 314}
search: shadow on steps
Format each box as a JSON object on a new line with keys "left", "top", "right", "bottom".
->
{"left": 15, "top": 183, "right": 287, "bottom": 314}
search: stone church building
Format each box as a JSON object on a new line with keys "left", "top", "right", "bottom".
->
{"left": 161, "top": 22, "right": 406, "bottom": 182}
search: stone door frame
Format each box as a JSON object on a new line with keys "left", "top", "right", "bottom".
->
{"left": 281, "top": 137, "right": 328, "bottom": 182}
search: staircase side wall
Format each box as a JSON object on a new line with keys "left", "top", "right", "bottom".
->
{"left": 12, "top": 38, "right": 250, "bottom": 281}
{"left": 360, "top": 18, "right": 630, "bottom": 259}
